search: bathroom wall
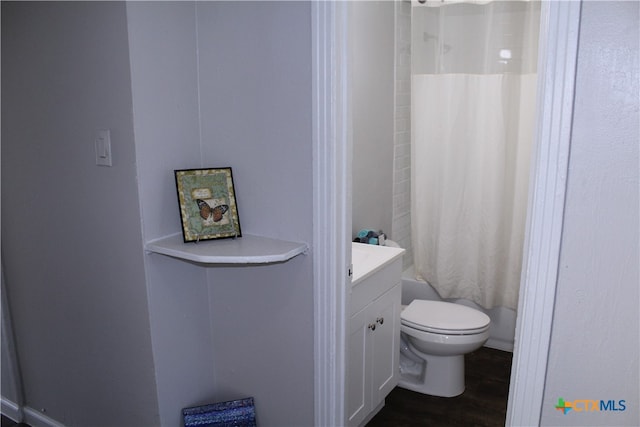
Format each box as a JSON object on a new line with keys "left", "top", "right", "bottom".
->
{"left": 1, "top": 2, "right": 160, "bottom": 425}
{"left": 392, "top": 0, "right": 413, "bottom": 268}
{"left": 541, "top": 1, "right": 639, "bottom": 425}
{"left": 350, "top": 0, "right": 412, "bottom": 266}
{"left": 127, "top": 2, "right": 315, "bottom": 426}
{"left": 351, "top": 1, "right": 395, "bottom": 240}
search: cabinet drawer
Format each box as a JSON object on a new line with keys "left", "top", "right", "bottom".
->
{"left": 351, "top": 257, "right": 402, "bottom": 315}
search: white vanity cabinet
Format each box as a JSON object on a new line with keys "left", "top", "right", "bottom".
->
{"left": 347, "top": 243, "right": 404, "bottom": 427}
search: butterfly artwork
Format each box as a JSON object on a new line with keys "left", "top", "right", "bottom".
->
{"left": 196, "top": 199, "right": 229, "bottom": 222}
{"left": 175, "top": 167, "right": 242, "bottom": 242}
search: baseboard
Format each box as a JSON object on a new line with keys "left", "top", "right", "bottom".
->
{"left": 1, "top": 397, "right": 23, "bottom": 423}
{"left": 23, "top": 407, "right": 66, "bottom": 427}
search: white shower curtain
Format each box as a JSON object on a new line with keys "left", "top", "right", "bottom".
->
{"left": 411, "top": 1, "right": 540, "bottom": 310}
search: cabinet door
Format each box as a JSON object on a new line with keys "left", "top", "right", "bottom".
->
{"left": 370, "top": 283, "right": 401, "bottom": 405}
{"left": 347, "top": 305, "right": 370, "bottom": 427}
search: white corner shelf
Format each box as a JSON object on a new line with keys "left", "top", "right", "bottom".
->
{"left": 145, "top": 233, "right": 308, "bottom": 265}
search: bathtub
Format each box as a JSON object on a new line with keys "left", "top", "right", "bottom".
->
{"left": 401, "top": 266, "right": 516, "bottom": 352}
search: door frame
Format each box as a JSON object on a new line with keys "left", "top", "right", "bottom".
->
{"left": 312, "top": 2, "right": 351, "bottom": 426}
{"left": 506, "top": 1, "right": 581, "bottom": 424}
{"left": 312, "top": 1, "right": 582, "bottom": 425}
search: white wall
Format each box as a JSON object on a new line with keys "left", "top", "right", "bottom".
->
{"left": 3, "top": 2, "right": 315, "bottom": 426}
{"left": 351, "top": 1, "right": 396, "bottom": 240}
{"left": 392, "top": 0, "right": 414, "bottom": 268}
{"left": 126, "top": 3, "right": 216, "bottom": 425}
{"left": 1, "top": 2, "right": 159, "bottom": 426}
{"left": 198, "top": 3, "right": 314, "bottom": 426}
{"left": 541, "top": 1, "right": 639, "bottom": 425}
{"left": 127, "top": 2, "right": 315, "bottom": 426}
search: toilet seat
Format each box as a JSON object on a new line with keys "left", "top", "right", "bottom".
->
{"left": 401, "top": 300, "right": 490, "bottom": 335}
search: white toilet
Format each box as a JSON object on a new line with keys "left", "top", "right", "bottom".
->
{"left": 398, "top": 299, "right": 490, "bottom": 397}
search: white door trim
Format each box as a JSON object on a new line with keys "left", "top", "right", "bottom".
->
{"left": 506, "top": 1, "right": 582, "bottom": 425}
{"left": 312, "top": 1, "right": 351, "bottom": 426}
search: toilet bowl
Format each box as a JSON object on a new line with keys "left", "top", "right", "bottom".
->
{"left": 398, "top": 299, "right": 490, "bottom": 397}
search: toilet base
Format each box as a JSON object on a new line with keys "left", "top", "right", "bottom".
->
{"left": 398, "top": 353, "right": 465, "bottom": 397}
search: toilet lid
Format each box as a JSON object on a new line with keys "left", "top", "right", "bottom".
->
{"left": 401, "top": 300, "right": 490, "bottom": 334}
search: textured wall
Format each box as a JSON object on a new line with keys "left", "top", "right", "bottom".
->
{"left": 392, "top": 0, "right": 414, "bottom": 269}
{"left": 197, "top": 3, "right": 315, "bottom": 426}
{"left": 1, "top": 2, "right": 159, "bottom": 425}
{"left": 351, "top": 1, "right": 396, "bottom": 241}
{"left": 126, "top": 3, "right": 215, "bottom": 425}
{"left": 128, "top": 2, "right": 315, "bottom": 426}
{"left": 541, "top": 2, "right": 639, "bottom": 425}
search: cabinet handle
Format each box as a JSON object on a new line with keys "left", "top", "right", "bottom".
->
{"left": 376, "top": 317, "right": 384, "bottom": 325}
{"left": 368, "top": 323, "right": 376, "bottom": 331}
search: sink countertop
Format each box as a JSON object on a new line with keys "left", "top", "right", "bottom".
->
{"left": 351, "top": 242, "right": 405, "bottom": 285}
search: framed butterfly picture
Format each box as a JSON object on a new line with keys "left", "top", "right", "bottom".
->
{"left": 175, "top": 167, "right": 242, "bottom": 243}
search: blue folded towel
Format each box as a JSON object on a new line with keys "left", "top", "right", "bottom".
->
{"left": 357, "top": 229, "right": 375, "bottom": 239}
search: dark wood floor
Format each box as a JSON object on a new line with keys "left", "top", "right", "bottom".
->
{"left": 367, "top": 347, "right": 513, "bottom": 427}
{"left": 1, "top": 348, "right": 511, "bottom": 427}
{"left": 0, "top": 415, "right": 29, "bottom": 427}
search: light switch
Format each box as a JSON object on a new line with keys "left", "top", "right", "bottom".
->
{"left": 95, "top": 129, "right": 112, "bottom": 167}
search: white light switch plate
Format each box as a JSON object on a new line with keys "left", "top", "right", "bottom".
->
{"left": 95, "top": 129, "right": 112, "bottom": 167}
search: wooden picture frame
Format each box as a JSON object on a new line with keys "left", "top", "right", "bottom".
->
{"left": 175, "top": 167, "right": 242, "bottom": 243}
